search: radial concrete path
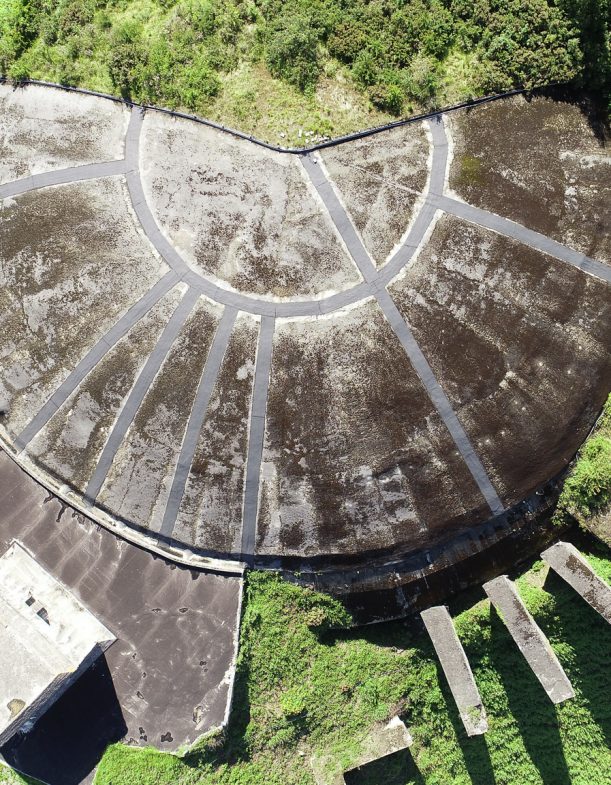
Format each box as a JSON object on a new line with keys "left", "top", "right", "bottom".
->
{"left": 1, "top": 85, "right": 609, "bottom": 572}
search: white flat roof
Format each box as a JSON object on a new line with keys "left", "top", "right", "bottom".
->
{"left": 0, "top": 542, "right": 115, "bottom": 739}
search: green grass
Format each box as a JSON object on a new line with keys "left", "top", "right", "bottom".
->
{"left": 555, "top": 394, "right": 611, "bottom": 529}
{"left": 93, "top": 540, "right": 611, "bottom": 785}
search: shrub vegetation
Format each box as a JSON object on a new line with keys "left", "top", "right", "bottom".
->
{"left": 0, "top": 0, "right": 609, "bottom": 143}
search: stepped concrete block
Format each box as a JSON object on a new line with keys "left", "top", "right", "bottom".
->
{"left": 312, "top": 717, "right": 413, "bottom": 785}
{"left": 421, "top": 605, "right": 488, "bottom": 735}
{"left": 542, "top": 541, "right": 611, "bottom": 624}
{"left": 483, "top": 575, "right": 574, "bottom": 704}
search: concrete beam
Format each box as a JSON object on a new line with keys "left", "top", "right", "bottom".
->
{"left": 421, "top": 605, "right": 487, "bottom": 735}
{"left": 483, "top": 575, "right": 574, "bottom": 704}
{"left": 542, "top": 541, "right": 611, "bottom": 624}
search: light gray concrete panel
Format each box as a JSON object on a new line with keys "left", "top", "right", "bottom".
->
{"left": 436, "top": 195, "right": 611, "bottom": 285}
{"left": 159, "top": 307, "right": 238, "bottom": 539}
{"left": 542, "top": 541, "right": 611, "bottom": 623}
{"left": 375, "top": 289, "right": 504, "bottom": 517}
{"left": 421, "top": 605, "right": 488, "bottom": 736}
{"left": 241, "top": 317, "right": 275, "bottom": 557}
{"left": 84, "top": 288, "right": 200, "bottom": 505}
{"left": 15, "top": 271, "right": 179, "bottom": 451}
{"left": 484, "top": 575, "right": 574, "bottom": 703}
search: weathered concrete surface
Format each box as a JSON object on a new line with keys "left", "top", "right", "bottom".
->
{"left": 448, "top": 95, "right": 611, "bottom": 266}
{"left": 172, "top": 313, "right": 257, "bottom": 553}
{"left": 0, "top": 84, "right": 608, "bottom": 587}
{"left": 0, "top": 178, "right": 168, "bottom": 436}
{"left": 0, "top": 84, "right": 128, "bottom": 185}
{"left": 140, "top": 112, "right": 361, "bottom": 299}
{"left": 257, "top": 302, "right": 488, "bottom": 558}
{"left": 389, "top": 214, "right": 611, "bottom": 508}
{"left": 421, "top": 605, "right": 487, "bottom": 735}
{"left": 27, "top": 286, "right": 185, "bottom": 495}
{"left": 0, "top": 450, "right": 242, "bottom": 769}
{"left": 484, "top": 575, "right": 574, "bottom": 703}
{"left": 97, "top": 297, "right": 222, "bottom": 534}
{"left": 320, "top": 122, "right": 430, "bottom": 266}
{"left": 542, "top": 541, "right": 611, "bottom": 623}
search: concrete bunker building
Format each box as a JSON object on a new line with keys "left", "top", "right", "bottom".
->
{"left": 0, "top": 541, "right": 115, "bottom": 747}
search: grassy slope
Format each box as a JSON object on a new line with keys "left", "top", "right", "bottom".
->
{"left": 1, "top": 0, "right": 598, "bottom": 147}
{"left": 94, "top": 543, "right": 611, "bottom": 785}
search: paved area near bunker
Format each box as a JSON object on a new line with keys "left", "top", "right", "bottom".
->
{"left": 1, "top": 84, "right": 609, "bottom": 572}
{"left": 0, "top": 451, "right": 242, "bottom": 784}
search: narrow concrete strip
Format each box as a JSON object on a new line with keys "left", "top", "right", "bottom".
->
{"left": 421, "top": 605, "right": 488, "bottom": 736}
{"left": 300, "top": 154, "right": 378, "bottom": 283}
{"left": 375, "top": 289, "right": 504, "bottom": 517}
{"left": 15, "top": 270, "right": 180, "bottom": 451}
{"left": 84, "top": 287, "right": 200, "bottom": 505}
{"left": 159, "top": 306, "right": 238, "bottom": 539}
{"left": 484, "top": 575, "right": 575, "bottom": 703}
{"left": 435, "top": 195, "right": 611, "bottom": 285}
{"left": 240, "top": 316, "right": 275, "bottom": 559}
{"left": 425, "top": 115, "right": 449, "bottom": 197}
{"left": 0, "top": 159, "right": 128, "bottom": 199}
{"left": 542, "top": 541, "right": 611, "bottom": 624}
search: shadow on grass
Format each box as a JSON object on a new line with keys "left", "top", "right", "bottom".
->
{"left": 488, "top": 607, "right": 572, "bottom": 785}
{"left": 541, "top": 568, "right": 611, "bottom": 749}
{"left": 434, "top": 664, "right": 497, "bottom": 785}
{"left": 343, "top": 747, "right": 425, "bottom": 785}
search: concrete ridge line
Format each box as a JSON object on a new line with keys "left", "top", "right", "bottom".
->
{"left": 435, "top": 195, "right": 611, "bottom": 284}
{"left": 15, "top": 270, "right": 179, "bottom": 451}
{"left": 0, "top": 437, "right": 245, "bottom": 575}
{"left": 84, "top": 287, "right": 200, "bottom": 505}
{"left": 300, "top": 154, "right": 377, "bottom": 283}
{"left": 0, "top": 159, "right": 128, "bottom": 199}
{"left": 241, "top": 316, "right": 275, "bottom": 560}
{"left": 484, "top": 575, "right": 575, "bottom": 703}
{"left": 421, "top": 605, "right": 488, "bottom": 736}
{"left": 159, "top": 306, "right": 238, "bottom": 539}
{"left": 375, "top": 289, "right": 504, "bottom": 517}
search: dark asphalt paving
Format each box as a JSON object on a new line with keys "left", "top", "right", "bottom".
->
{"left": 0, "top": 450, "right": 242, "bottom": 785}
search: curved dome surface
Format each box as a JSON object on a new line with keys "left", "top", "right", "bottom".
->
{"left": 0, "top": 84, "right": 609, "bottom": 569}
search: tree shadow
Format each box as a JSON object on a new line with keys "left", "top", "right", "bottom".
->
{"left": 0, "top": 654, "right": 126, "bottom": 785}
{"left": 343, "top": 747, "right": 425, "bottom": 785}
{"left": 488, "top": 607, "right": 572, "bottom": 785}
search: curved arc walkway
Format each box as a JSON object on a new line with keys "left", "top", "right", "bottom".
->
{"left": 2, "top": 96, "right": 609, "bottom": 566}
